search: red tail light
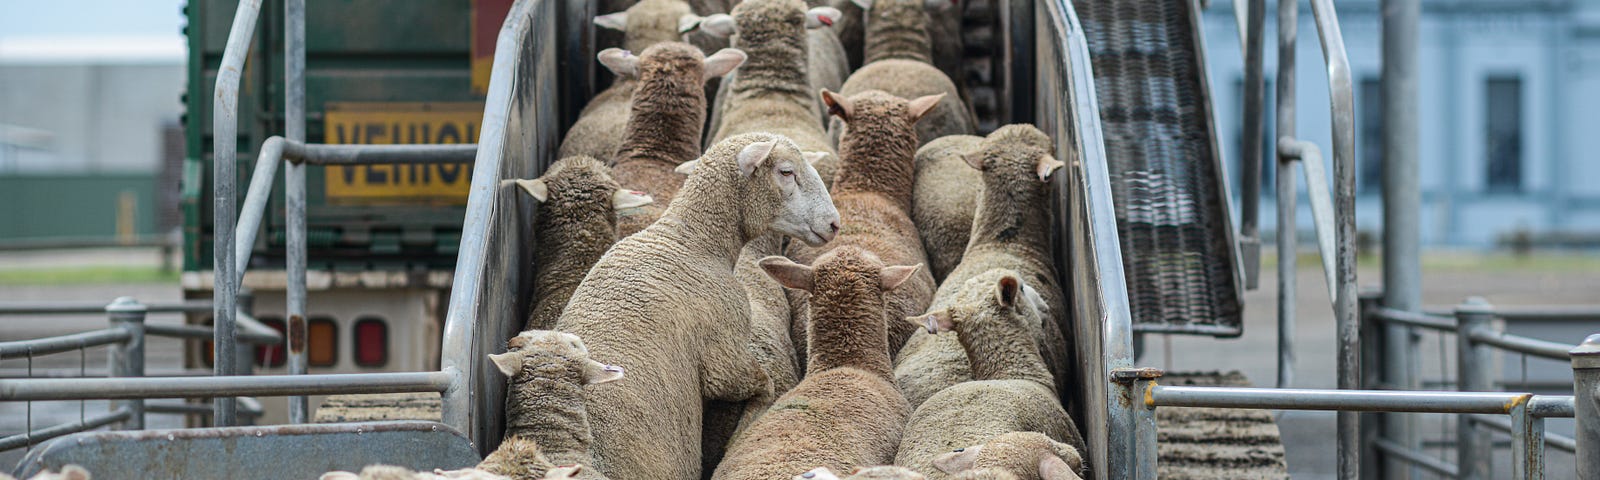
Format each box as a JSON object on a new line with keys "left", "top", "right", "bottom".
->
{"left": 255, "top": 317, "right": 287, "bottom": 367}
{"left": 353, "top": 317, "right": 388, "bottom": 367}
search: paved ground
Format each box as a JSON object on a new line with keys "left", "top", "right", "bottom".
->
{"left": 1, "top": 247, "right": 1595, "bottom": 477}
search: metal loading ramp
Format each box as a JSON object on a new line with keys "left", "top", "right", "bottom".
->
{"left": 1073, "top": 0, "right": 1245, "bottom": 336}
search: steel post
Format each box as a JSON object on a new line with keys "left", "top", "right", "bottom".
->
{"left": 285, "top": 0, "right": 310, "bottom": 425}
{"left": 106, "top": 297, "right": 146, "bottom": 430}
{"left": 1239, "top": 0, "right": 1265, "bottom": 290}
{"left": 1510, "top": 399, "right": 1545, "bottom": 480}
{"left": 1133, "top": 377, "right": 1160, "bottom": 480}
{"left": 1572, "top": 334, "right": 1600, "bottom": 480}
{"left": 1274, "top": 0, "right": 1298, "bottom": 394}
{"left": 1381, "top": 1, "right": 1422, "bottom": 477}
{"left": 1456, "top": 297, "right": 1496, "bottom": 480}
{"left": 1359, "top": 290, "right": 1384, "bottom": 477}
{"left": 212, "top": 0, "right": 262, "bottom": 428}
{"left": 235, "top": 289, "right": 255, "bottom": 377}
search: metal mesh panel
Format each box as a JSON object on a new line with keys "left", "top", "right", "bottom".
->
{"left": 1073, "top": 0, "right": 1243, "bottom": 336}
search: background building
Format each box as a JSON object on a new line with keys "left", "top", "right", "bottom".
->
{"left": 1204, "top": 0, "right": 1600, "bottom": 248}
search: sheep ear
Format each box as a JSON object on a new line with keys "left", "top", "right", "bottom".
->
{"left": 907, "top": 309, "right": 955, "bottom": 334}
{"left": 737, "top": 140, "right": 777, "bottom": 177}
{"left": 963, "top": 153, "right": 984, "bottom": 171}
{"left": 700, "top": 14, "right": 737, "bottom": 38}
{"left": 905, "top": 93, "right": 945, "bottom": 123}
{"left": 544, "top": 465, "right": 584, "bottom": 479}
{"left": 802, "top": 151, "right": 829, "bottom": 165}
{"left": 597, "top": 48, "right": 638, "bottom": 77}
{"left": 59, "top": 466, "right": 90, "bottom": 480}
{"left": 1039, "top": 455, "right": 1081, "bottom": 480}
{"left": 594, "top": 12, "right": 629, "bottom": 31}
{"left": 319, "top": 472, "right": 360, "bottom": 480}
{"left": 584, "top": 361, "right": 626, "bottom": 385}
{"left": 850, "top": 0, "right": 873, "bottom": 11}
{"left": 612, "top": 189, "right": 654, "bottom": 210}
{"left": 996, "top": 275, "right": 1022, "bottom": 308}
{"left": 1036, "top": 153, "right": 1065, "bottom": 181}
{"left": 805, "top": 6, "right": 842, "bottom": 29}
{"left": 881, "top": 263, "right": 922, "bottom": 291}
{"left": 488, "top": 352, "right": 522, "bottom": 377}
{"left": 932, "top": 445, "right": 982, "bottom": 473}
{"left": 703, "top": 48, "right": 748, "bottom": 80}
{"left": 675, "top": 159, "right": 701, "bottom": 175}
{"left": 820, "top": 89, "right": 852, "bottom": 122}
{"left": 678, "top": 14, "right": 704, "bottom": 34}
{"left": 758, "top": 256, "right": 814, "bottom": 291}
{"left": 515, "top": 178, "right": 550, "bottom": 202}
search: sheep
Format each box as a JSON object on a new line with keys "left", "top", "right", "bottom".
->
{"left": 701, "top": 233, "right": 805, "bottom": 474}
{"left": 788, "top": 90, "right": 943, "bottom": 363}
{"left": 849, "top": 0, "right": 963, "bottom": 89}
{"left": 828, "top": 0, "right": 974, "bottom": 149}
{"left": 934, "top": 432, "right": 1084, "bottom": 480}
{"left": 699, "top": 0, "right": 844, "bottom": 184}
{"left": 513, "top": 157, "right": 653, "bottom": 331}
{"left": 893, "top": 124, "right": 1072, "bottom": 408}
{"left": 710, "top": 247, "right": 920, "bottom": 480}
{"left": 596, "top": 0, "right": 735, "bottom": 60}
{"left": 2, "top": 466, "right": 90, "bottom": 480}
{"left": 891, "top": 271, "right": 1084, "bottom": 480}
{"left": 475, "top": 330, "right": 625, "bottom": 480}
{"left": 556, "top": 133, "right": 840, "bottom": 480}
{"left": 795, "top": 466, "right": 926, "bottom": 480}
{"left": 561, "top": 0, "right": 705, "bottom": 163}
{"left": 604, "top": 42, "right": 747, "bottom": 238}
{"left": 909, "top": 135, "right": 982, "bottom": 282}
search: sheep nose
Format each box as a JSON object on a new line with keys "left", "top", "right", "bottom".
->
{"left": 829, "top": 221, "right": 840, "bottom": 233}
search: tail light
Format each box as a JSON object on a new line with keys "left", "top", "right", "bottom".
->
{"left": 255, "top": 316, "right": 287, "bottom": 367}
{"left": 353, "top": 317, "right": 388, "bottom": 367}
{"left": 308, "top": 317, "right": 338, "bottom": 367}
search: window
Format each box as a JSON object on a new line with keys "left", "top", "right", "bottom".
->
{"left": 353, "top": 317, "right": 389, "bottom": 367}
{"left": 1484, "top": 76, "right": 1523, "bottom": 192}
{"left": 1359, "top": 76, "right": 1383, "bottom": 192}
{"left": 1234, "top": 75, "right": 1276, "bottom": 196}
{"left": 308, "top": 317, "right": 339, "bottom": 367}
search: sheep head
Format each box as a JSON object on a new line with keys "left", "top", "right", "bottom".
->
{"left": 515, "top": 156, "right": 652, "bottom": 213}
{"left": 962, "top": 124, "right": 1063, "bottom": 182}
{"left": 794, "top": 466, "right": 924, "bottom": 480}
{"left": 757, "top": 251, "right": 920, "bottom": 293}
{"left": 490, "top": 330, "right": 625, "bottom": 386}
{"left": 933, "top": 432, "right": 1083, "bottom": 480}
{"left": 905, "top": 270, "right": 1044, "bottom": 337}
{"left": 593, "top": 0, "right": 696, "bottom": 53}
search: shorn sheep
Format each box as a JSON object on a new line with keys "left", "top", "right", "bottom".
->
{"left": 909, "top": 134, "right": 982, "bottom": 282}
{"left": 701, "top": 0, "right": 843, "bottom": 185}
{"left": 789, "top": 90, "right": 942, "bottom": 362}
{"left": 560, "top": 0, "right": 703, "bottom": 163}
{"left": 934, "top": 432, "right": 1083, "bottom": 480}
{"left": 514, "top": 156, "right": 652, "bottom": 331}
{"left": 893, "top": 125, "right": 1073, "bottom": 408}
{"left": 605, "top": 42, "right": 747, "bottom": 238}
{"left": 828, "top": 0, "right": 973, "bottom": 148}
{"left": 711, "top": 247, "right": 920, "bottom": 480}
{"left": 479, "top": 330, "right": 625, "bottom": 480}
{"left": 892, "top": 272, "right": 1084, "bottom": 479}
{"left": 556, "top": 133, "right": 839, "bottom": 480}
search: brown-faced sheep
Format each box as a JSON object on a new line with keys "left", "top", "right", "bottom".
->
{"left": 700, "top": 0, "right": 843, "bottom": 185}
{"left": 605, "top": 43, "right": 746, "bottom": 238}
{"left": 557, "top": 133, "right": 840, "bottom": 480}
{"left": 710, "top": 247, "right": 919, "bottom": 480}
{"left": 909, "top": 135, "right": 982, "bottom": 282}
{"left": 479, "top": 330, "right": 625, "bottom": 480}
{"left": 514, "top": 157, "right": 652, "bottom": 331}
{"left": 561, "top": 0, "right": 706, "bottom": 163}
{"left": 893, "top": 125, "right": 1072, "bottom": 408}
{"left": 795, "top": 466, "right": 927, "bottom": 480}
{"left": 787, "top": 90, "right": 941, "bottom": 364}
{"left": 935, "top": 432, "right": 1084, "bottom": 480}
{"left": 828, "top": 0, "right": 973, "bottom": 149}
{"left": 892, "top": 272, "right": 1084, "bottom": 480}
{"left": 701, "top": 233, "right": 805, "bottom": 475}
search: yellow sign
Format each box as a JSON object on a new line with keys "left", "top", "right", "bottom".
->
{"left": 323, "top": 102, "right": 483, "bottom": 205}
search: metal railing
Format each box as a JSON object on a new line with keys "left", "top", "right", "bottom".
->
{"left": 0, "top": 297, "right": 272, "bottom": 452}
{"left": 1361, "top": 295, "right": 1599, "bottom": 478}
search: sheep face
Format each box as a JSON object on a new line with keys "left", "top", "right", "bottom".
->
{"left": 491, "top": 330, "right": 625, "bottom": 386}
{"left": 749, "top": 140, "right": 840, "bottom": 247}
{"left": 932, "top": 432, "right": 1083, "bottom": 480}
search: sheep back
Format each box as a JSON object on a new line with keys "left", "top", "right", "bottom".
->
{"left": 910, "top": 134, "right": 982, "bottom": 282}
{"left": 711, "top": 368, "right": 911, "bottom": 480}
{"left": 832, "top": 60, "right": 974, "bottom": 148}
{"left": 893, "top": 380, "right": 1082, "bottom": 480}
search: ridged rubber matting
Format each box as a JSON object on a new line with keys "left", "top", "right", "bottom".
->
{"left": 1074, "top": 0, "right": 1243, "bottom": 336}
{"left": 1156, "top": 371, "right": 1289, "bottom": 479}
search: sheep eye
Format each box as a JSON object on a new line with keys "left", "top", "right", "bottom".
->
{"left": 953, "top": 448, "right": 965, "bottom": 452}
{"left": 780, "top": 169, "right": 794, "bottom": 177}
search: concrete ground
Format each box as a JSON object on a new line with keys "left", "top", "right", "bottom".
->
{"left": 1, "top": 247, "right": 1596, "bottom": 477}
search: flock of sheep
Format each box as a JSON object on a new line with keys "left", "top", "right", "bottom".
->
{"left": 326, "top": 0, "right": 1083, "bottom": 478}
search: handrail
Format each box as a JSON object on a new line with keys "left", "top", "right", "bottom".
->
{"left": 1368, "top": 306, "right": 1456, "bottom": 332}
{"left": 1467, "top": 327, "right": 1574, "bottom": 361}
{"left": 0, "top": 407, "right": 131, "bottom": 452}
{"left": 0, "top": 372, "right": 453, "bottom": 401}
{"left": 0, "top": 329, "right": 131, "bottom": 360}
{"left": 0, "top": 301, "right": 212, "bottom": 315}
{"left": 210, "top": 0, "right": 264, "bottom": 427}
